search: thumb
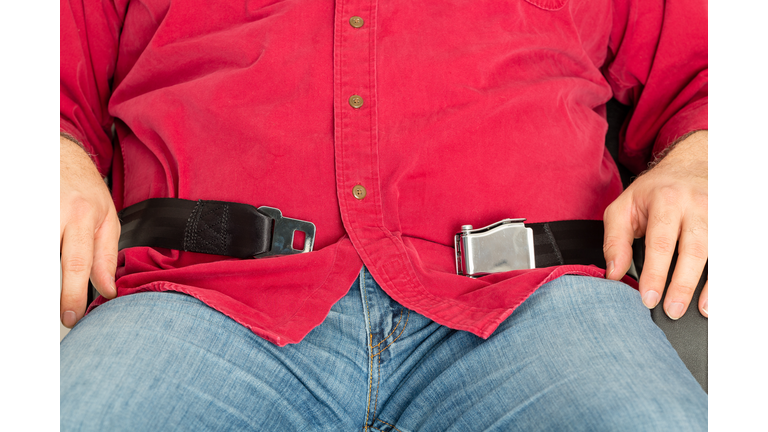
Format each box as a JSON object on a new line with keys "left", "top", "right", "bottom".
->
{"left": 602, "top": 197, "right": 635, "bottom": 281}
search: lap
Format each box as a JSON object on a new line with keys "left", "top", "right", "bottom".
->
{"left": 376, "top": 275, "right": 707, "bottom": 431}
{"left": 61, "top": 275, "right": 707, "bottom": 432}
{"left": 60, "top": 290, "right": 370, "bottom": 431}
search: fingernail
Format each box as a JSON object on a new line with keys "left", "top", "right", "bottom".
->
{"left": 667, "top": 302, "right": 685, "bottom": 320}
{"left": 606, "top": 261, "right": 614, "bottom": 279}
{"left": 702, "top": 299, "right": 708, "bottom": 317}
{"left": 641, "top": 291, "right": 660, "bottom": 309}
{"left": 62, "top": 311, "right": 77, "bottom": 328}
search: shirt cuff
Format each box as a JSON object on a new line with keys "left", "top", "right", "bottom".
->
{"left": 653, "top": 97, "right": 708, "bottom": 158}
{"left": 60, "top": 117, "right": 109, "bottom": 177}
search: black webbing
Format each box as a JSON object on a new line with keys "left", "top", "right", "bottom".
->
{"left": 529, "top": 221, "right": 606, "bottom": 268}
{"left": 529, "top": 220, "right": 637, "bottom": 279}
{"left": 118, "top": 198, "right": 273, "bottom": 258}
{"left": 118, "top": 199, "right": 633, "bottom": 279}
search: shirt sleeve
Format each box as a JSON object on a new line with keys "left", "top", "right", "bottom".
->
{"left": 60, "top": 0, "right": 125, "bottom": 177}
{"left": 603, "top": 0, "right": 708, "bottom": 174}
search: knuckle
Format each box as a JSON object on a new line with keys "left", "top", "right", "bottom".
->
{"left": 685, "top": 215, "right": 709, "bottom": 236}
{"left": 671, "top": 282, "right": 697, "bottom": 298}
{"left": 602, "top": 235, "right": 621, "bottom": 253}
{"left": 649, "top": 236, "right": 676, "bottom": 255}
{"left": 691, "top": 191, "right": 709, "bottom": 210}
{"left": 658, "top": 186, "right": 682, "bottom": 206}
{"left": 603, "top": 198, "right": 627, "bottom": 220}
{"left": 649, "top": 208, "right": 675, "bottom": 228}
{"left": 680, "top": 241, "right": 708, "bottom": 261}
{"left": 68, "top": 196, "right": 96, "bottom": 218}
{"left": 96, "top": 253, "right": 119, "bottom": 269}
{"left": 62, "top": 256, "right": 90, "bottom": 274}
{"left": 602, "top": 242, "right": 612, "bottom": 255}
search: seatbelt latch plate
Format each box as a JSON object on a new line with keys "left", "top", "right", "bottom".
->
{"left": 256, "top": 206, "right": 316, "bottom": 257}
{"left": 455, "top": 218, "right": 535, "bottom": 277}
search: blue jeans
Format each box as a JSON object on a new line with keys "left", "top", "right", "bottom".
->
{"left": 61, "top": 268, "right": 707, "bottom": 431}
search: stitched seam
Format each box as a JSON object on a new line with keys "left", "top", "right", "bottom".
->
{"left": 543, "top": 223, "right": 564, "bottom": 265}
{"left": 367, "top": 0, "right": 385, "bottom": 230}
{"left": 190, "top": 201, "right": 202, "bottom": 250}
{"left": 372, "top": 310, "right": 410, "bottom": 357}
{"left": 376, "top": 419, "right": 404, "bottom": 432}
{"left": 183, "top": 200, "right": 202, "bottom": 251}
{"left": 372, "top": 348, "right": 381, "bottom": 421}
{"left": 370, "top": 309, "right": 403, "bottom": 350}
{"left": 365, "top": 332, "right": 374, "bottom": 429}
{"left": 523, "top": 0, "right": 568, "bottom": 11}
{"left": 362, "top": 270, "right": 374, "bottom": 430}
{"left": 199, "top": 203, "right": 227, "bottom": 253}
{"left": 221, "top": 204, "right": 229, "bottom": 252}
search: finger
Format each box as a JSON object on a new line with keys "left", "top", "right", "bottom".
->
{"left": 638, "top": 203, "right": 681, "bottom": 310}
{"left": 90, "top": 210, "right": 120, "bottom": 299}
{"left": 663, "top": 213, "right": 708, "bottom": 320}
{"left": 602, "top": 198, "right": 635, "bottom": 281}
{"left": 699, "top": 280, "right": 708, "bottom": 318}
{"left": 60, "top": 222, "right": 95, "bottom": 328}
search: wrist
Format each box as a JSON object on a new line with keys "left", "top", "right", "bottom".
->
{"left": 61, "top": 135, "right": 104, "bottom": 181}
{"left": 645, "top": 130, "right": 708, "bottom": 175}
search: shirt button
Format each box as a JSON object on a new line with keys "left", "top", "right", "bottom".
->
{"left": 352, "top": 185, "right": 367, "bottom": 200}
{"left": 349, "top": 95, "right": 364, "bottom": 109}
{"left": 349, "top": 16, "right": 364, "bottom": 28}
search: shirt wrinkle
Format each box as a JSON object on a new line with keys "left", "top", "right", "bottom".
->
{"left": 63, "top": 0, "right": 706, "bottom": 346}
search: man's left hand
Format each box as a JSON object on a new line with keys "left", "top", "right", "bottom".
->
{"left": 603, "top": 130, "right": 708, "bottom": 319}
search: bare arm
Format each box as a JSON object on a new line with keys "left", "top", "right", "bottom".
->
{"left": 60, "top": 136, "right": 120, "bottom": 327}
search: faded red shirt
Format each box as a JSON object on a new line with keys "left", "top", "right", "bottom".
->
{"left": 61, "top": 0, "right": 707, "bottom": 346}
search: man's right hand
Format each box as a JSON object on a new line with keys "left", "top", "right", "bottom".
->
{"left": 60, "top": 136, "right": 119, "bottom": 328}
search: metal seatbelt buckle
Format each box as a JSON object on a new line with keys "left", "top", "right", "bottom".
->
{"left": 256, "top": 206, "right": 316, "bottom": 257}
{"left": 454, "top": 218, "right": 535, "bottom": 277}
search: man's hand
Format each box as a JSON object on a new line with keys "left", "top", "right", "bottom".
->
{"left": 60, "top": 136, "right": 119, "bottom": 328}
{"left": 603, "top": 131, "right": 708, "bottom": 319}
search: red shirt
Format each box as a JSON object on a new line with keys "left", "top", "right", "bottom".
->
{"left": 61, "top": 0, "right": 707, "bottom": 346}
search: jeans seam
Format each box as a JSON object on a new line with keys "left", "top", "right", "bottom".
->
{"left": 361, "top": 269, "right": 375, "bottom": 431}
{"left": 375, "top": 418, "right": 404, "bottom": 432}
{"left": 372, "top": 349, "right": 381, "bottom": 421}
{"left": 372, "top": 310, "right": 410, "bottom": 357}
{"left": 371, "top": 309, "right": 403, "bottom": 349}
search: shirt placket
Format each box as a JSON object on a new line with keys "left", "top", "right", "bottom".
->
{"left": 334, "top": 0, "right": 385, "bottom": 250}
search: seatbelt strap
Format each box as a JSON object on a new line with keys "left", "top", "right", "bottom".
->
{"left": 118, "top": 198, "right": 635, "bottom": 279}
{"left": 118, "top": 198, "right": 315, "bottom": 258}
{"left": 532, "top": 220, "right": 637, "bottom": 279}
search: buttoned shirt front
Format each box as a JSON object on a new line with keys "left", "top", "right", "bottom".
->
{"left": 61, "top": 0, "right": 707, "bottom": 346}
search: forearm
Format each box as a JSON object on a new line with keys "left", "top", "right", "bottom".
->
{"left": 645, "top": 130, "right": 708, "bottom": 176}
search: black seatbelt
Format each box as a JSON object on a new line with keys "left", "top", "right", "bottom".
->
{"left": 118, "top": 198, "right": 635, "bottom": 280}
{"left": 118, "top": 198, "right": 273, "bottom": 258}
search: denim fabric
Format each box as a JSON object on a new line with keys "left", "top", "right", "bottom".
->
{"left": 61, "top": 270, "right": 707, "bottom": 431}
